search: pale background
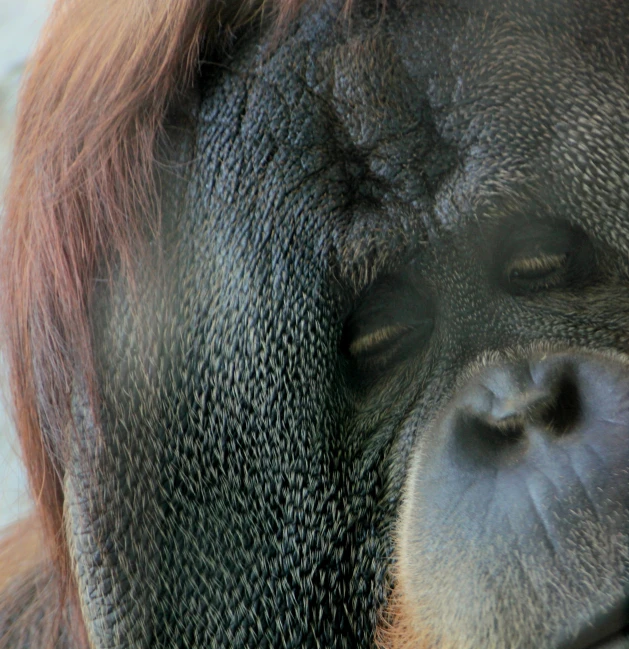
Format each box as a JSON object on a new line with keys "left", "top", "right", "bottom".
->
{"left": 0, "top": 0, "right": 51, "bottom": 528}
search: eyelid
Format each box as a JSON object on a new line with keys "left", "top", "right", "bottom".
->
{"left": 506, "top": 252, "right": 567, "bottom": 278}
{"left": 348, "top": 324, "right": 413, "bottom": 356}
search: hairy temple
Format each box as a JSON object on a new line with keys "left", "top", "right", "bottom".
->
{"left": 0, "top": 0, "right": 628, "bottom": 647}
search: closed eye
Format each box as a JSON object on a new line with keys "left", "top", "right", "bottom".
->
{"left": 348, "top": 324, "right": 414, "bottom": 357}
{"left": 506, "top": 253, "right": 567, "bottom": 284}
{"left": 497, "top": 220, "right": 596, "bottom": 295}
{"left": 342, "top": 272, "right": 434, "bottom": 383}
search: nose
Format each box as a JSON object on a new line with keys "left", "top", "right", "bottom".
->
{"left": 423, "top": 352, "right": 629, "bottom": 526}
{"left": 403, "top": 351, "right": 629, "bottom": 649}
{"left": 456, "top": 357, "right": 582, "bottom": 444}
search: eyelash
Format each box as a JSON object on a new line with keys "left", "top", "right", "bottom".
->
{"left": 506, "top": 252, "right": 569, "bottom": 289}
{"left": 348, "top": 324, "right": 414, "bottom": 357}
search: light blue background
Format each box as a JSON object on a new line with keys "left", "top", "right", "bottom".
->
{"left": 0, "top": 0, "right": 51, "bottom": 528}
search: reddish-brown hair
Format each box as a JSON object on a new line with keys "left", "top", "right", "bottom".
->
{"left": 375, "top": 588, "right": 438, "bottom": 649}
{"left": 0, "top": 0, "right": 358, "bottom": 643}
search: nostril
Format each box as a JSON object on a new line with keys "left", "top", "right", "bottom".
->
{"left": 538, "top": 371, "right": 581, "bottom": 435}
{"left": 450, "top": 412, "right": 527, "bottom": 469}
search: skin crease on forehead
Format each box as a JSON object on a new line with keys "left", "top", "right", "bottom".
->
{"left": 53, "top": 1, "right": 629, "bottom": 648}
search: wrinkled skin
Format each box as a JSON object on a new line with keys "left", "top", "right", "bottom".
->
{"left": 65, "top": 1, "right": 629, "bottom": 647}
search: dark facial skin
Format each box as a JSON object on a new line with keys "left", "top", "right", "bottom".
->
{"left": 65, "top": 1, "right": 629, "bottom": 647}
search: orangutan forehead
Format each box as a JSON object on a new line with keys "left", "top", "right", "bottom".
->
{"left": 314, "top": 3, "right": 629, "bottom": 242}
{"left": 207, "top": 2, "right": 629, "bottom": 259}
